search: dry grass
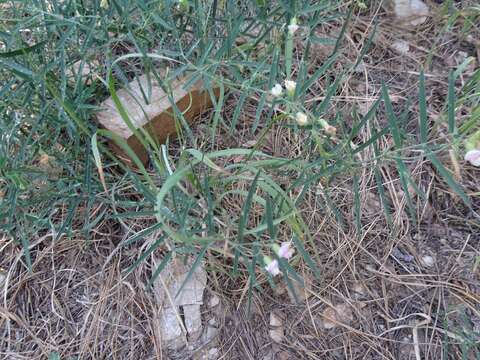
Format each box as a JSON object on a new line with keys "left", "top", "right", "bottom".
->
{"left": 1, "top": 1, "right": 480, "bottom": 359}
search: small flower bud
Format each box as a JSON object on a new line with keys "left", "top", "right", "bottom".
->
{"left": 288, "top": 17, "right": 299, "bottom": 35}
{"left": 270, "top": 83, "right": 283, "bottom": 97}
{"left": 318, "top": 118, "right": 336, "bottom": 135}
{"left": 284, "top": 80, "right": 296, "bottom": 97}
{"left": 284, "top": 80, "right": 296, "bottom": 92}
{"left": 324, "top": 124, "right": 337, "bottom": 136}
{"left": 295, "top": 112, "right": 308, "bottom": 126}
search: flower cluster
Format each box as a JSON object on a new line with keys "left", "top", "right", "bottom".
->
{"left": 270, "top": 80, "right": 296, "bottom": 98}
{"left": 270, "top": 80, "right": 337, "bottom": 132}
{"left": 264, "top": 242, "right": 295, "bottom": 277}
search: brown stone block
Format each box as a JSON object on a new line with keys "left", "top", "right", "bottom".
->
{"left": 96, "top": 72, "right": 218, "bottom": 164}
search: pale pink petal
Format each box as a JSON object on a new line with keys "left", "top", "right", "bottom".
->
{"left": 465, "top": 149, "right": 480, "bottom": 167}
{"left": 265, "top": 260, "right": 280, "bottom": 276}
{"left": 278, "top": 242, "right": 295, "bottom": 259}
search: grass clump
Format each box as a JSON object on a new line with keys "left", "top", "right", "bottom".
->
{"left": 1, "top": 0, "right": 480, "bottom": 357}
{"left": 1, "top": 0, "right": 478, "bottom": 290}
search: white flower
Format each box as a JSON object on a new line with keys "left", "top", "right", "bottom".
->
{"left": 288, "top": 23, "right": 299, "bottom": 35}
{"left": 288, "top": 17, "right": 299, "bottom": 35}
{"left": 278, "top": 242, "right": 295, "bottom": 260}
{"left": 265, "top": 259, "right": 280, "bottom": 276}
{"left": 284, "top": 80, "right": 296, "bottom": 93}
{"left": 295, "top": 112, "right": 308, "bottom": 126}
{"left": 100, "top": 0, "right": 108, "bottom": 8}
{"left": 464, "top": 149, "right": 480, "bottom": 167}
{"left": 270, "top": 83, "right": 283, "bottom": 97}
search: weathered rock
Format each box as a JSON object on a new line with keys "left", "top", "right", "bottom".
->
{"left": 193, "top": 346, "right": 219, "bottom": 360}
{"left": 390, "top": 0, "right": 429, "bottom": 26}
{"left": 286, "top": 276, "right": 312, "bottom": 304}
{"left": 159, "top": 306, "right": 186, "bottom": 349}
{"left": 319, "top": 303, "right": 354, "bottom": 330}
{"left": 269, "top": 312, "right": 284, "bottom": 343}
{"left": 351, "top": 281, "right": 368, "bottom": 300}
{"left": 391, "top": 39, "right": 410, "bottom": 55}
{"left": 421, "top": 255, "right": 435, "bottom": 267}
{"left": 276, "top": 351, "right": 291, "bottom": 360}
{"left": 208, "top": 294, "right": 220, "bottom": 308}
{"left": 96, "top": 71, "right": 218, "bottom": 164}
{"left": 153, "top": 257, "right": 207, "bottom": 350}
{"left": 184, "top": 304, "right": 203, "bottom": 341}
{"left": 202, "top": 319, "right": 219, "bottom": 344}
{"left": 66, "top": 60, "right": 100, "bottom": 84}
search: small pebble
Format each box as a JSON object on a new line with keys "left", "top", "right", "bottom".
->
{"left": 391, "top": 40, "right": 410, "bottom": 55}
{"left": 208, "top": 347, "right": 219, "bottom": 356}
{"left": 269, "top": 312, "right": 284, "bottom": 343}
{"left": 365, "top": 264, "right": 376, "bottom": 272}
{"left": 421, "top": 255, "right": 435, "bottom": 267}
{"left": 392, "top": 248, "right": 414, "bottom": 262}
{"left": 354, "top": 61, "right": 366, "bottom": 73}
{"left": 351, "top": 281, "right": 367, "bottom": 299}
{"left": 209, "top": 295, "right": 220, "bottom": 308}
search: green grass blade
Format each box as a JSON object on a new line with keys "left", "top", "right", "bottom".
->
{"left": 382, "top": 83, "right": 418, "bottom": 225}
{"left": 448, "top": 70, "right": 456, "bottom": 135}
{"left": 230, "top": 90, "right": 248, "bottom": 133}
{"left": 233, "top": 171, "right": 261, "bottom": 275}
{"left": 419, "top": 70, "right": 428, "bottom": 143}
{"left": 353, "top": 174, "right": 361, "bottom": 238}
{"left": 246, "top": 243, "right": 258, "bottom": 316}
{"left": 292, "top": 235, "right": 321, "bottom": 280}
{"left": 426, "top": 150, "right": 471, "bottom": 207}
{"left": 0, "top": 41, "right": 46, "bottom": 58}
{"left": 124, "top": 222, "right": 163, "bottom": 246}
{"left": 97, "top": 129, "right": 155, "bottom": 190}
{"left": 373, "top": 134, "right": 393, "bottom": 228}
{"left": 20, "top": 233, "right": 32, "bottom": 272}
{"left": 126, "top": 235, "right": 166, "bottom": 274}
{"left": 175, "top": 245, "right": 208, "bottom": 298}
{"left": 265, "top": 197, "right": 277, "bottom": 239}
{"left": 210, "top": 80, "right": 225, "bottom": 148}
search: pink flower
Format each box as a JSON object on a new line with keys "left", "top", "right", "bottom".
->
{"left": 265, "top": 259, "right": 280, "bottom": 276}
{"left": 278, "top": 242, "right": 295, "bottom": 260}
{"left": 465, "top": 149, "right": 480, "bottom": 167}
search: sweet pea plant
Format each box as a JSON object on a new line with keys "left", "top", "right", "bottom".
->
{"left": 1, "top": 0, "right": 476, "bottom": 301}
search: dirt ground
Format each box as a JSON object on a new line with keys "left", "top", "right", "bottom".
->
{"left": 1, "top": 1, "right": 480, "bottom": 359}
